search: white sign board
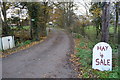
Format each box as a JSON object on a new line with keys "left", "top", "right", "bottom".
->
{"left": 92, "top": 42, "right": 112, "bottom": 71}
{"left": 0, "top": 36, "right": 15, "bottom": 50}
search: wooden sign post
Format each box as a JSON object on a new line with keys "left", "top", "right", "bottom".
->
{"left": 92, "top": 42, "right": 112, "bottom": 71}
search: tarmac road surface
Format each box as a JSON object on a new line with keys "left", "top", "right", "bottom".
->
{"left": 2, "top": 28, "right": 76, "bottom": 78}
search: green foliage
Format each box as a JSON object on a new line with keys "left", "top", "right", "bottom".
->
{"left": 17, "top": 40, "right": 32, "bottom": 47}
{"left": 76, "top": 41, "right": 92, "bottom": 67}
{"left": 109, "top": 73, "right": 118, "bottom": 78}
{"left": 75, "top": 34, "right": 82, "bottom": 39}
{"left": 85, "top": 25, "right": 118, "bottom": 44}
{"left": 110, "top": 43, "right": 118, "bottom": 53}
{"left": 85, "top": 26, "right": 98, "bottom": 41}
{"left": 23, "top": 2, "right": 49, "bottom": 40}
{"left": 11, "top": 26, "right": 30, "bottom": 30}
{"left": 23, "top": 26, "right": 30, "bottom": 30}
{"left": 83, "top": 72, "right": 89, "bottom": 78}
{"left": 88, "top": 42, "right": 95, "bottom": 50}
{"left": 24, "top": 40, "right": 31, "bottom": 44}
{"left": 79, "top": 42, "right": 85, "bottom": 47}
{"left": 109, "top": 26, "right": 114, "bottom": 34}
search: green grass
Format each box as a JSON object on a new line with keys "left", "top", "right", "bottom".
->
{"left": 85, "top": 25, "right": 118, "bottom": 34}
{"left": 75, "top": 34, "right": 119, "bottom": 78}
{"left": 0, "top": 27, "right": 2, "bottom": 35}
{"left": 109, "top": 25, "right": 119, "bottom": 34}
{"left": 11, "top": 26, "right": 30, "bottom": 30}
{"left": 16, "top": 40, "right": 33, "bottom": 47}
{"left": 74, "top": 34, "right": 82, "bottom": 39}
{"left": 109, "top": 26, "right": 114, "bottom": 34}
{"left": 85, "top": 26, "right": 98, "bottom": 41}
{"left": 23, "top": 26, "right": 30, "bottom": 30}
{"left": 85, "top": 25, "right": 118, "bottom": 43}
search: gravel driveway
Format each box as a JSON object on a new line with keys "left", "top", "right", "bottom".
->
{"left": 2, "top": 28, "right": 76, "bottom": 78}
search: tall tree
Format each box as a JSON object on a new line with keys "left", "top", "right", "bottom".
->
{"left": 27, "top": 2, "right": 41, "bottom": 41}
{"left": 21, "top": 2, "right": 50, "bottom": 40}
{"left": 89, "top": 2, "right": 102, "bottom": 38}
{"left": 53, "top": 2, "right": 75, "bottom": 30}
{"left": 114, "top": 2, "right": 120, "bottom": 42}
{"left": 101, "top": 2, "right": 111, "bottom": 42}
{"left": 1, "top": 2, "right": 10, "bottom": 36}
{"left": 40, "top": 2, "right": 50, "bottom": 37}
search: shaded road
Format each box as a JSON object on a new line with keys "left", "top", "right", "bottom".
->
{"left": 2, "top": 28, "right": 76, "bottom": 78}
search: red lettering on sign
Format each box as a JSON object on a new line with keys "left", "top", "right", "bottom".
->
{"left": 96, "top": 59, "right": 99, "bottom": 65}
{"left": 101, "top": 47, "right": 105, "bottom": 51}
{"left": 100, "top": 59, "right": 103, "bottom": 65}
{"left": 97, "top": 46, "right": 101, "bottom": 50}
{"left": 105, "top": 46, "right": 108, "bottom": 50}
{"left": 97, "top": 46, "right": 109, "bottom": 51}
{"left": 100, "top": 53, "right": 104, "bottom": 58}
{"left": 107, "top": 59, "right": 110, "bottom": 66}
{"left": 104, "top": 59, "right": 107, "bottom": 66}
{"left": 95, "top": 59, "right": 110, "bottom": 66}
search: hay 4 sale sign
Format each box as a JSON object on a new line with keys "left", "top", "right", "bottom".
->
{"left": 92, "top": 42, "right": 112, "bottom": 71}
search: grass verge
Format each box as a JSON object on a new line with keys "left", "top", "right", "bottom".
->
{"left": 70, "top": 34, "right": 119, "bottom": 78}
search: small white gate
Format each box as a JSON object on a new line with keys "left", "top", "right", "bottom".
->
{"left": 0, "top": 36, "right": 15, "bottom": 50}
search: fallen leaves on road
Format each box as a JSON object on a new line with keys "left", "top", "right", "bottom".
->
{"left": 0, "top": 51, "right": 3, "bottom": 57}
{"left": 1, "top": 37, "right": 47, "bottom": 58}
{"left": 70, "top": 37, "right": 98, "bottom": 78}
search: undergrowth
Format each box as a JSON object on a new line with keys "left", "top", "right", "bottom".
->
{"left": 74, "top": 34, "right": 119, "bottom": 78}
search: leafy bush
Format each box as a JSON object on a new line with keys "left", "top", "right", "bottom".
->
{"left": 24, "top": 40, "right": 31, "bottom": 44}
{"left": 75, "top": 34, "right": 82, "bottom": 39}
{"left": 17, "top": 40, "right": 32, "bottom": 47}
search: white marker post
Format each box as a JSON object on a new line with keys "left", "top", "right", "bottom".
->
{"left": 0, "top": 36, "right": 15, "bottom": 50}
{"left": 92, "top": 42, "right": 112, "bottom": 71}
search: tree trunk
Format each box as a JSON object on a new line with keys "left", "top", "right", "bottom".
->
{"left": 101, "top": 2, "right": 110, "bottom": 42}
{"left": 114, "top": 2, "right": 119, "bottom": 34}
{"left": 114, "top": 2, "right": 119, "bottom": 42}
{"left": 2, "top": 2, "right": 9, "bottom": 36}
{"left": 41, "top": 2, "right": 48, "bottom": 37}
{"left": 96, "top": 25, "right": 99, "bottom": 38}
{"left": 29, "top": 3, "right": 40, "bottom": 41}
{"left": 30, "top": 20, "right": 33, "bottom": 39}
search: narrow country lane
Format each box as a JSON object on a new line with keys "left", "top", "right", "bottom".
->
{"left": 2, "top": 28, "right": 76, "bottom": 78}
